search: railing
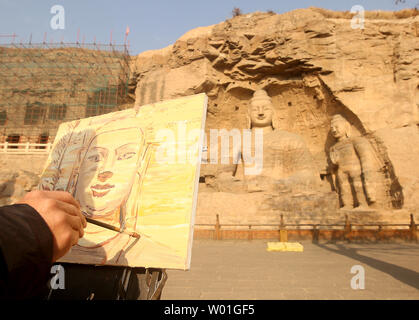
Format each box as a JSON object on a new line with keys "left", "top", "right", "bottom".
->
{"left": 0, "top": 142, "right": 52, "bottom": 154}
{"left": 195, "top": 214, "right": 418, "bottom": 241}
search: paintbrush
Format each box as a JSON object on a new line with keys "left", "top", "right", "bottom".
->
{"left": 85, "top": 217, "right": 141, "bottom": 239}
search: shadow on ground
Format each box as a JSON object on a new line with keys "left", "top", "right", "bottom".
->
{"left": 314, "top": 242, "right": 419, "bottom": 290}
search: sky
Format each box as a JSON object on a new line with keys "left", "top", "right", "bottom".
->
{"left": 0, "top": 0, "right": 416, "bottom": 55}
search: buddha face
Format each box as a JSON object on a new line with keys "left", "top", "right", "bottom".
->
{"left": 330, "top": 119, "right": 348, "bottom": 140}
{"left": 249, "top": 99, "right": 273, "bottom": 128}
{"left": 75, "top": 127, "right": 145, "bottom": 217}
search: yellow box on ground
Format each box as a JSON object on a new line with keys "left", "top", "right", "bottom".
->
{"left": 267, "top": 242, "right": 304, "bottom": 252}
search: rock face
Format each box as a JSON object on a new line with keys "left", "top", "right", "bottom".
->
{"left": 0, "top": 154, "right": 46, "bottom": 205}
{"left": 0, "top": 169, "right": 40, "bottom": 206}
{"left": 131, "top": 7, "right": 419, "bottom": 225}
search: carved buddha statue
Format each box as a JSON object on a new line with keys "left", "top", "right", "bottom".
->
{"left": 329, "top": 114, "right": 377, "bottom": 210}
{"left": 232, "top": 90, "right": 321, "bottom": 193}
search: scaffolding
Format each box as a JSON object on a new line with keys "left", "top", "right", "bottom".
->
{"left": 0, "top": 42, "right": 133, "bottom": 145}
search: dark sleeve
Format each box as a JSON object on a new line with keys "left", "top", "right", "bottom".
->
{"left": 0, "top": 204, "right": 53, "bottom": 299}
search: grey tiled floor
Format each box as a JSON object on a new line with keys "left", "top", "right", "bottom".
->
{"left": 162, "top": 240, "right": 419, "bottom": 300}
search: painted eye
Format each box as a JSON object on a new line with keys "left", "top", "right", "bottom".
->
{"left": 118, "top": 152, "right": 136, "bottom": 160}
{"left": 87, "top": 155, "right": 101, "bottom": 162}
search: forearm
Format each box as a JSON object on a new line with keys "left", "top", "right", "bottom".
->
{"left": 0, "top": 204, "right": 53, "bottom": 299}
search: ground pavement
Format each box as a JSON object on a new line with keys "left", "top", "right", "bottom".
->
{"left": 161, "top": 240, "right": 419, "bottom": 300}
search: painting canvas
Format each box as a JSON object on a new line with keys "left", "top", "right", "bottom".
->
{"left": 38, "top": 93, "right": 208, "bottom": 270}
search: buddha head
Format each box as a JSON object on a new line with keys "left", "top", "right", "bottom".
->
{"left": 247, "top": 90, "right": 278, "bottom": 129}
{"left": 330, "top": 114, "right": 351, "bottom": 140}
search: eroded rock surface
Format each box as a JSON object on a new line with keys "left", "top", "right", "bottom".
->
{"left": 0, "top": 170, "right": 40, "bottom": 206}
{"left": 131, "top": 8, "right": 418, "bottom": 225}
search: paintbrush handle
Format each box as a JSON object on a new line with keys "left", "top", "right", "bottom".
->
{"left": 85, "top": 217, "right": 141, "bottom": 239}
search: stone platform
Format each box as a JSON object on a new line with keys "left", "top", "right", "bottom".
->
{"left": 162, "top": 240, "right": 419, "bottom": 300}
{"left": 196, "top": 191, "right": 413, "bottom": 226}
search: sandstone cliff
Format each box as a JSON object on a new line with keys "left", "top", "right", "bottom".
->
{"left": 131, "top": 7, "right": 419, "bottom": 224}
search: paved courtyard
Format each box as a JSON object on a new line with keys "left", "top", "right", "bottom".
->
{"left": 161, "top": 240, "right": 419, "bottom": 300}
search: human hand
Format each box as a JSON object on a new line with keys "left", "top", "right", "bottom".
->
{"left": 18, "top": 190, "right": 87, "bottom": 262}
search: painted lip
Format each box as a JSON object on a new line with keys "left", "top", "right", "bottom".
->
{"left": 91, "top": 184, "right": 114, "bottom": 197}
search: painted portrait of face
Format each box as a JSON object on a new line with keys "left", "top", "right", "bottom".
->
{"left": 75, "top": 127, "right": 146, "bottom": 217}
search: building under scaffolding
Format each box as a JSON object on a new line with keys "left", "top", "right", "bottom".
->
{"left": 0, "top": 42, "right": 133, "bottom": 146}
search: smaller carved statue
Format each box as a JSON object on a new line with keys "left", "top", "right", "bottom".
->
{"left": 329, "top": 114, "right": 377, "bottom": 210}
